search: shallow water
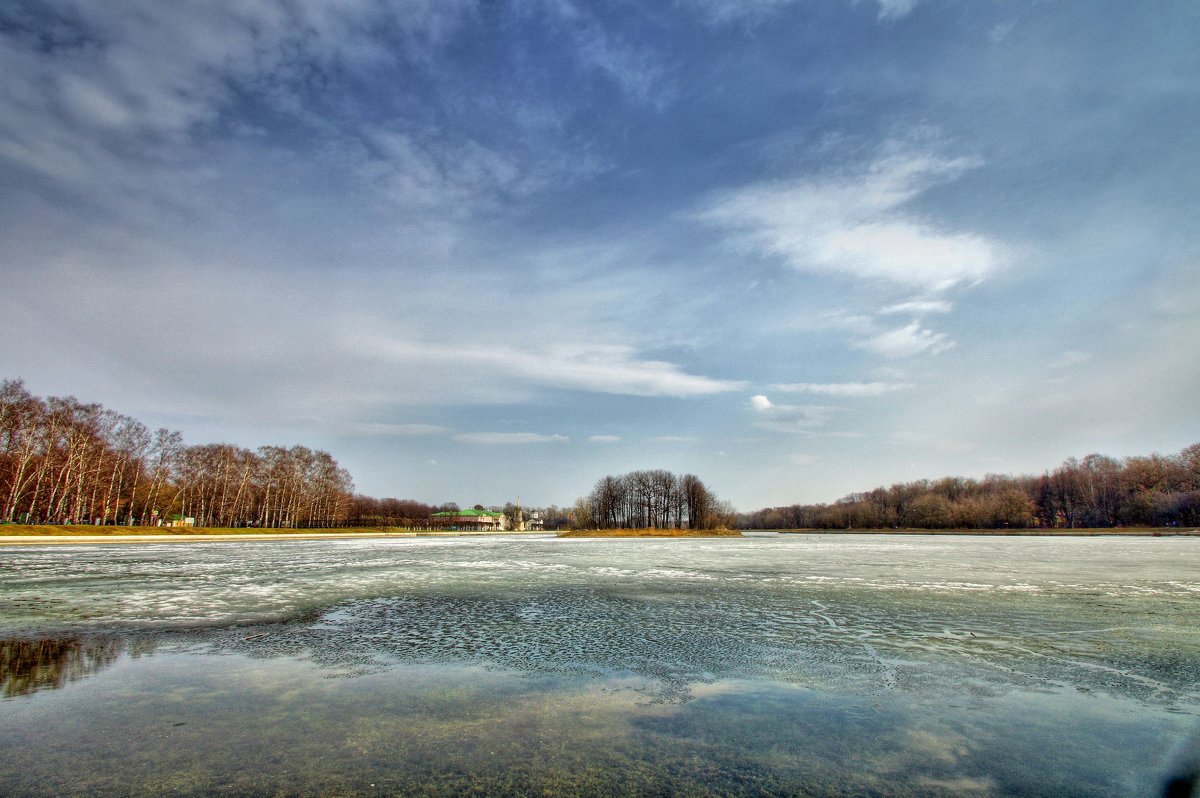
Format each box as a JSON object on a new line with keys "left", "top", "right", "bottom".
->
{"left": 1, "top": 534, "right": 1198, "bottom": 796}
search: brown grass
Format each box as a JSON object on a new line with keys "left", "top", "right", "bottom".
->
{"left": 557, "top": 528, "right": 743, "bottom": 538}
{"left": 0, "top": 525, "right": 412, "bottom": 537}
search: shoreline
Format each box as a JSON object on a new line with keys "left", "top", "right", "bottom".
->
{"left": 0, "top": 527, "right": 552, "bottom": 546}
{"left": 1, "top": 526, "right": 1196, "bottom": 546}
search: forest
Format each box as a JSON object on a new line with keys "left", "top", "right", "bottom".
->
{"left": 741, "top": 444, "right": 1200, "bottom": 530}
{"left": 7, "top": 377, "right": 1197, "bottom": 532}
{"left": 0, "top": 379, "right": 569, "bottom": 529}
{"left": 0, "top": 379, "right": 366, "bottom": 527}
{"left": 573, "top": 469, "right": 735, "bottom": 530}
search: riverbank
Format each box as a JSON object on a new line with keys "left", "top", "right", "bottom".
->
{"left": 4, "top": 525, "right": 1195, "bottom": 546}
{"left": 0, "top": 525, "right": 550, "bottom": 545}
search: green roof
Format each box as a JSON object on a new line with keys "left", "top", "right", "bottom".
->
{"left": 432, "top": 509, "right": 503, "bottom": 518}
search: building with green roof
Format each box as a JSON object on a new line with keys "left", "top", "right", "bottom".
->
{"left": 430, "top": 508, "right": 507, "bottom": 531}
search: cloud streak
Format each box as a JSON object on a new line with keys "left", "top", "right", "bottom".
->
{"left": 701, "top": 146, "right": 1003, "bottom": 292}
{"left": 854, "top": 321, "right": 953, "bottom": 358}
{"left": 691, "top": 0, "right": 921, "bottom": 24}
{"left": 360, "top": 335, "right": 747, "bottom": 399}
{"left": 772, "top": 381, "right": 913, "bottom": 397}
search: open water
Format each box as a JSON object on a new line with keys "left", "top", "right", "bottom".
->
{"left": 1, "top": 534, "right": 1198, "bottom": 796}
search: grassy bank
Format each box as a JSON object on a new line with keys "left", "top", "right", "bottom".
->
{"left": 558, "top": 528, "right": 743, "bottom": 538}
{"left": 0, "top": 525, "right": 550, "bottom": 545}
{"left": 770, "top": 527, "right": 1200, "bottom": 536}
{"left": 0, "top": 525, "right": 418, "bottom": 536}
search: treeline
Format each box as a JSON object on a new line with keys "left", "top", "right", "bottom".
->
{"left": 574, "top": 469, "right": 734, "bottom": 530}
{"left": 1, "top": 379, "right": 359, "bottom": 527}
{"left": 742, "top": 444, "right": 1200, "bottom": 530}
{"left": 343, "top": 500, "right": 573, "bottom": 530}
{"left": 345, "top": 496, "right": 436, "bottom": 527}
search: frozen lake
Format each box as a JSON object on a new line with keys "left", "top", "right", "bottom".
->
{"left": 2, "top": 534, "right": 1198, "bottom": 796}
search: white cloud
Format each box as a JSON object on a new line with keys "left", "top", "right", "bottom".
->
{"left": 454, "top": 432, "right": 569, "bottom": 445}
{"left": 691, "top": 0, "right": 920, "bottom": 24}
{"left": 854, "top": 321, "right": 953, "bottom": 358}
{"left": 701, "top": 146, "right": 1002, "bottom": 292}
{"left": 360, "top": 335, "right": 747, "bottom": 399}
{"left": 879, "top": 299, "right": 953, "bottom": 315}
{"left": 748, "top": 395, "right": 835, "bottom": 432}
{"left": 772, "top": 381, "right": 913, "bottom": 397}
{"left": 790, "top": 306, "right": 955, "bottom": 360}
{"left": 650, "top": 435, "right": 698, "bottom": 443}
{"left": 789, "top": 453, "right": 818, "bottom": 465}
{"left": 0, "top": 0, "right": 516, "bottom": 242}
{"left": 874, "top": 0, "right": 919, "bottom": 20}
{"left": 347, "top": 123, "right": 592, "bottom": 217}
{"left": 588, "top": 435, "right": 621, "bottom": 443}
{"left": 538, "top": 0, "right": 669, "bottom": 105}
{"left": 1, "top": 2, "right": 428, "bottom": 146}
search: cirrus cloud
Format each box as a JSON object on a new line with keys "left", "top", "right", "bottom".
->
{"left": 358, "top": 335, "right": 747, "bottom": 399}
{"left": 854, "top": 321, "right": 953, "bottom": 358}
{"left": 700, "top": 145, "right": 1004, "bottom": 293}
{"left": 772, "top": 381, "right": 913, "bottom": 397}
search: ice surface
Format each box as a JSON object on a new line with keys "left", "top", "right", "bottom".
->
{"left": 2, "top": 535, "right": 1197, "bottom": 706}
{"left": 2, "top": 535, "right": 1198, "bottom": 797}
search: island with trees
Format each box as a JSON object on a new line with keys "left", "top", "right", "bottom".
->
{"left": 561, "top": 470, "right": 739, "bottom": 537}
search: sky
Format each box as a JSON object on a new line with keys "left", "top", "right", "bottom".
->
{"left": 2, "top": 0, "right": 1198, "bottom": 511}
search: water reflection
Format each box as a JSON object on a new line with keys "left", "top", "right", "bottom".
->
{"left": 2, "top": 638, "right": 114, "bottom": 696}
{"left": 0, "top": 637, "right": 148, "bottom": 698}
{"left": 0, "top": 649, "right": 1189, "bottom": 798}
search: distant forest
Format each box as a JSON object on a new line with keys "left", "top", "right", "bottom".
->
{"left": 8, "top": 378, "right": 1197, "bottom": 531}
{"left": 741, "top": 444, "right": 1200, "bottom": 530}
{"left": 0, "top": 379, "right": 571, "bottom": 528}
{"left": 0, "top": 379, "right": 429, "bottom": 527}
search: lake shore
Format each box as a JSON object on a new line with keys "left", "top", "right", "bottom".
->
{"left": 2, "top": 525, "right": 1196, "bottom": 546}
{"left": 0, "top": 525, "right": 550, "bottom": 545}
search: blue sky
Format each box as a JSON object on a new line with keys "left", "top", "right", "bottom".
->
{"left": 2, "top": 0, "right": 1197, "bottom": 510}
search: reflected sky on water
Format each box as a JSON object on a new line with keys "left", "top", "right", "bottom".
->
{"left": 1, "top": 535, "right": 1197, "bottom": 796}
